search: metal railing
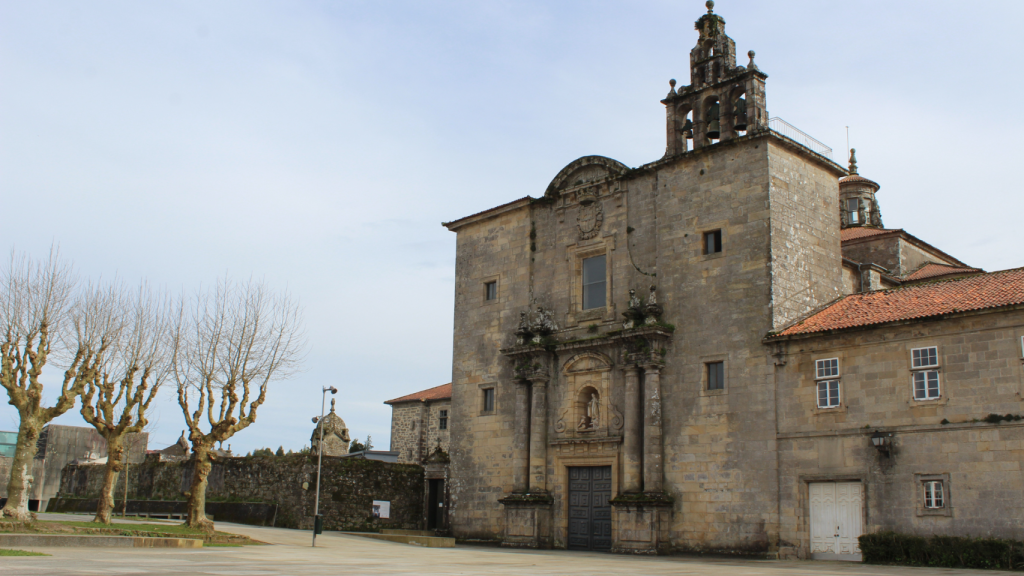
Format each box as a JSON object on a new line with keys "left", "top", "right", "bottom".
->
{"left": 768, "top": 117, "right": 833, "bottom": 160}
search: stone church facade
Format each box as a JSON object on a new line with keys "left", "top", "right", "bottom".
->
{"left": 440, "top": 3, "right": 1024, "bottom": 559}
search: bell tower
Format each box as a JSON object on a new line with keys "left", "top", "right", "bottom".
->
{"left": 662, "top": 1, "right": 768, "bottom": 156}
{"left": 839, "top": 149, "right": 883, "bottom": 228}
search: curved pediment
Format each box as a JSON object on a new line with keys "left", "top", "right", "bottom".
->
{"left": 545, "top": 156, "right": 630, "bottom": 198}
{"left": 562, "top": 351, "right": 614, "bottom": 374}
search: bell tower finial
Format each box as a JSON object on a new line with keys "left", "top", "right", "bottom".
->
{"left": 660, "top": 2, "right": 768, "bottom": 157}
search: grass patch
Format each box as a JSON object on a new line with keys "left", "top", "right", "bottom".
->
{"left": 0, "top": 519, "right": 255, "bottom": 546}
{"left": 0, "top": 548, "right": 49, "bottom": 556}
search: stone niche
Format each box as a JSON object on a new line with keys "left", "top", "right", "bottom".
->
{"left": 555, "top": 352, "right": 623, "bottom": 440}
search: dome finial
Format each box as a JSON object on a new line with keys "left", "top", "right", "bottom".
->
{"left": 706, "top": 0, "right": 715, "bottom": 14}
{"left": 849, "top": 148, "right": 858, "bottom": 175}
{"left": 330, "top": 398, "right": 336, "bottom": 413}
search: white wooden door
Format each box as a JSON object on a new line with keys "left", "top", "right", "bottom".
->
{"left": 809, "top": 482, "right": 863, "bottom": 561}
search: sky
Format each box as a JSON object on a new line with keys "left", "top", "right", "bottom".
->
{"left": 1, "top": 1, "right": 1022, "bottom": 454}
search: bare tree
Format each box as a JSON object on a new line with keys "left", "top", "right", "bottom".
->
{"left": 79, "top": 283, "right": 170, "bottom": 524}
{"left": 0, "top": 250, "right": 116, "bottom": 521}
{"left": 172, "top": 278, "right": 304, "bottom": 531}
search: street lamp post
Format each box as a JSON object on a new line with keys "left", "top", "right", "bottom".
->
{"left": 312, "top": 385, "right": 338, "bottom": 547}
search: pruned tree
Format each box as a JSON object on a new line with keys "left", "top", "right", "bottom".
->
{"left": 79, "top": 283, "right": 170, "bottom": 524}
{"left": 172, "top": 278, "right": 304, "bottom": 531}
{"left": 0, "top": 250, "right": 116, "bottom": 520}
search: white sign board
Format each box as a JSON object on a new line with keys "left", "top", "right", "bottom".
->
{"left": 372, "top": 500, "right": 391, "bottom": 519}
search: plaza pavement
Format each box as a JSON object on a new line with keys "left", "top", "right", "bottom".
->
{"left": 0, "top": 515, "right": 1016, "bottom": 576}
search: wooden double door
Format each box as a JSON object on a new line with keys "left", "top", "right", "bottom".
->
{"left": 809, "top": 481, "right": 864, "bottom": 561}
{"left": 567, "top": 466, "right": 612, "bottom": 551}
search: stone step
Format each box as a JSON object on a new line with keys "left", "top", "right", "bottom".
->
{"left": 380, "top": 529, "right": 436, "bottom": 536}
{"left": 342, "top": 532, "right": 455, "bottom": 548}
{"left": 0, "top": 533, "right": 203, "bottom": 548}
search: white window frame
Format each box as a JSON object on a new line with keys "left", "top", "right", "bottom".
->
{"left": 815, "top": 358, "right": 840, "bottom": 380}
{"left": 923, "top": 480, "right": 944, "bottom": 509}
{"left": 816, "top": 380, "right": 840, "bottom": 408}
{"left": 911, "top": 346, "right": 939, "bottom": 369}
{"left": 913, "top": 370, "right": 941, "bottom": 400}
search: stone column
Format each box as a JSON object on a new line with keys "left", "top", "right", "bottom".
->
{"left": 512, "top": 381, "right": 530, "bottom": 493}
{"left": 528, "top": 378, "right": 549, "bottom": 492}
{"left": 622, "top": 365, "right": 642, "bottom": 493}
{"left": 642, "top": 363, "right": 664, "bottom": 493}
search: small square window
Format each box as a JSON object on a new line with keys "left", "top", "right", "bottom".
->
{"left": 913, "top": 370, "right": 941, "bottom": 400}
{"left": 482, "top": 388, "right": 495, "bottom": 413}
{"left": 581, "top": 255, "right": 607, "bottom": 310}
{"left": 817, "top": 380, "right": 840, "bottom": 408}
{"left": 703, "top": 230, "right": 722, "bottom": 255}
{"left": 912, "top": 347, "right": 938, "bottom": 368}
{"left": 923, "top": 480, "right": 944, "bottom": 509}
{"left": 815, "top": 358, "right": 839, "bottom": 379}
{"left": 706, "top": 361, "right": 724, "bottom": 390}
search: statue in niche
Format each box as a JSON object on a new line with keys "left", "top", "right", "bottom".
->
{"left": 577, "top": 390, "right": 600, "bottom": 431}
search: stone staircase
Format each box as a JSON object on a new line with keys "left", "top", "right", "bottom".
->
{"left": 343, "top": 529, "right": 455, "bottom": 548}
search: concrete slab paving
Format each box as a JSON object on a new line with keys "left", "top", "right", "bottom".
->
{"left": 1, "top": 521, "right": 1016, "bottom": 576}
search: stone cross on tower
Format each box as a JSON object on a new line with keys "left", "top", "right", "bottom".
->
{"left": 661, "top": 0, "right": 768, "bottom": 156}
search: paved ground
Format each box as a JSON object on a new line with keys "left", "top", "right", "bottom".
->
{"left": 0, "top": 515, "right": 1015, "bottom": 576}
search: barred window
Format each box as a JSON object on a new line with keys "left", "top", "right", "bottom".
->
{"left": 913, "top": 371, "right": 940, "bottom": 400}
{"left": 923, "top": 481, "right": 944, "bottom": 509}
{"left": 817, "top": 380, "right": 840, "bottom": 408}
{"left": 912, "top": 347, "right": 939, "bottom": 368}
{"left": 815, "top": 358, "right": 839, "bottom": 379}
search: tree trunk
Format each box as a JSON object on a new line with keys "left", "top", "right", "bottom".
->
{"left": 1, "top": 419, "right": 42, "bottom": 521}
{"left": 185, "top": 445, "right": 214, "bottom": 532}
{"left": 93, "top": 437, "right": 124, "bottom": 524}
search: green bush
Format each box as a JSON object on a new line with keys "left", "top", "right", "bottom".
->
{"left": 859, "top": 532, "right": 1024, "bottom": 570}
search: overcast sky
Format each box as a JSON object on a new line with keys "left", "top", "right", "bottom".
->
{"left": 2, "top": 1, "right": 1021, "bottom": 454}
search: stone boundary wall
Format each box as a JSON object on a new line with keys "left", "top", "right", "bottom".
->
{"left": 57, "top": 454, "right": 424, "bottom": 532}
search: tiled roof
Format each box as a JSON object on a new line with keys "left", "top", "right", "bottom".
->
{"left": 771, "top": 267, "right": 1024, "bottom": 338}
{"left": 839, "top": 174, "right": 879, "bottom": 187}
{"left": 385, "top": 383, "right": 452, "bottom": 405}
{"left": 902, "top": 263, "right": 982, "bottom": 282}
{"left": 840, "top": 227, "right": 897, "bottom": 241}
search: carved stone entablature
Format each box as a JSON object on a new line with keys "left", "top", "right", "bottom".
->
{"left": 620, "top": 327, "right": 672, "bottom": 368}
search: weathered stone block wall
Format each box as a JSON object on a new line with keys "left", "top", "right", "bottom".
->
{"left": 390, "top": 400, "right": 451, "bottom": 464}
{"left": 449, "top": 204, "right": 532, "bottom": 540}
{"left": 767, "top": 140, "right": 844, "bottom": 329}
{"left": 775, "top": 309, "right": 1024, "bottom": 558}
{"left": 58, "top": 455, "right": 424, "bottom": 532}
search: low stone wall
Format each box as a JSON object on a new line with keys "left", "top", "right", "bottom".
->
{"left": 47, "top": 498, "right": 278, "bottom": 526}
{"left": 57, "top": 454, "right": 424, "bottom": 532}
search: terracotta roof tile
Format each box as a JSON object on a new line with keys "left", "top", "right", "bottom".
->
{"left": 902, "top": 263, "right": 982, "bottom": 282}
{"left": 772, "top": 268, "right": 1024, "bottom": 338}
{"left": 840, "top": 227, "right": 898, "bottom": 241}
{"left": 385, "top": 383, "right": 452, "bottom": 404}
{"left": 839, "top": 174, "right": 880, "bottom": 187}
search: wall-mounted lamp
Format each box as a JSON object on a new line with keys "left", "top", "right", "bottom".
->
{"left": 870, "top": 430, "right": 892, "bottom": 456}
